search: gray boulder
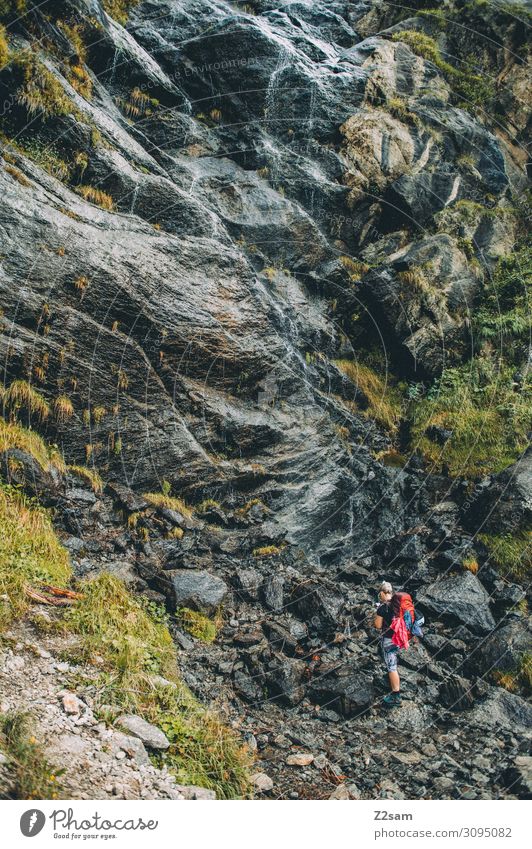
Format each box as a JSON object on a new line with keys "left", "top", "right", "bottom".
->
{"left": 160, "top": 569, "right": 228, "bottom": 613}
{"left": 116, "top": 715, "right": 170, "bottom": 750}
{"left": 476, "top": 618, "right": 531, "bottom": 675}
{"left": 417, "top": 571, "right": 496, "bottom": 635}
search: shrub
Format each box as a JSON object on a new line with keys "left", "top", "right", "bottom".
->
{"left": 0, "top": 484, "right": 71, "bottom": 626}
{"left": 475, "top": 242, "right": 531, "bottom": 361}
{"left": 0, "top": 712, "right": 63, "bottom": 799}
{"left": 334, "top": 359, "right": 403, "bottom": 432}
{"left": 410, "top": 358, "right": 531, "bottom": 477}
{"left": 177, "top": 607, "right": 218, "bottom": 643}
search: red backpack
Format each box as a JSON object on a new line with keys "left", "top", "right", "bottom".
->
{"left": 390, "top": 591, "right": 416, "bottom": 650}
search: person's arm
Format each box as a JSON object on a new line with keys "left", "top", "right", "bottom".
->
{"left": 374, "top": 613, "right": 383, "bottom": 630}
{"left": 374, "top": 602, "right": 385, "bottom": 630}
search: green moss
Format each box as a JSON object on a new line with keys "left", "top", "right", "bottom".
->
{"left": 0, "top": 712, "right": 63, "bottom": 799}
{"left": 177, "top": 607, "right": 218, "bottom": 643}
{"left": 0, "top": 484, "right": 72, "bottom": 627}
{"left": 392, "top": 29, "right": 494, "bottom": 107}
{"left": 478, "top": 531, "right": 532, "bottom": 582}
{"left": 410, "top": 358, "right": 531, "bottom": 478}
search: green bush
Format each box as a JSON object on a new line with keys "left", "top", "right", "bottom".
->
{"left": 475, "top": 241, "right": 532, "bottom": 361}
{"left": 409, "top": 358, "right": 531, "bottom": 477}
{"left": 479, "top": 531, "right": 532, "bottom": 581}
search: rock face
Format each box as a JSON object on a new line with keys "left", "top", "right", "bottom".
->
{"left": 417, "top": 572, "right": 496, "bottom": 635}
{"left": 0, "top": 0, "right": 530, "bottom": 803}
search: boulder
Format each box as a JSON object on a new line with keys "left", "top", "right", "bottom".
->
{"left": 417, "top": 571, "right": 496, "bottom": 635}
{"left": 0, "top": 449, "right": 61, "bottom": 505}
{"left": 251, "top": 772, "right": 274, "bottom": 792}
{"left": 266, "top": 655, "right": 307, "bottom": 706}
{"left": 438, "top": 675, "right": 475, "bottom": 711}
{"left": 116, "top": 715, "right": 170, "bottom": 750}
{"left": 476, "top": 618, "right": 531, "bottom": 676}
{"left": 291, "top": 582, "right": 344, "bottom": 633}
{"left": 308, "top": 666, "right": 373, "bottom": 717}
{"left": 159, "top": 570, "right": 228, "bottom": 613}
{"left": 504, "top": 756, "right": 532, "bottom": 799}
{"left": 463, "top": 451, "right": 532, "bottom": 534}
{"left": 467, "top": 688, "right": 532, "bottom": 731}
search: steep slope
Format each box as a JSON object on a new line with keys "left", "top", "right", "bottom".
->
{"left": 0, "top": 0, "right": 530, "bottom": 799}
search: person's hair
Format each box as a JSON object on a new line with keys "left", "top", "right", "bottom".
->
{"left": 380, "top": 581, "right": 393, "bottom": 595}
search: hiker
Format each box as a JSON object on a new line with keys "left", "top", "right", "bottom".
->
{"left": 374, "top": 581, "right": 402, "bottom": 708}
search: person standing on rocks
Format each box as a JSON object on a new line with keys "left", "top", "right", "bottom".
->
{"left": 374, "top": 581, "right": 401, "bottom": 708}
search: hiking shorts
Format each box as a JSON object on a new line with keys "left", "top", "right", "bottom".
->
{"left": 381, "top": 637, "right": 399, "bottom": 672}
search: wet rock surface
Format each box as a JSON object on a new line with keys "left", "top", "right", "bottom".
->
{"left": 0, "top": 0, "right": 530, "bottom": 800}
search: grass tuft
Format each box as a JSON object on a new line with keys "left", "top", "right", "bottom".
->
{"left": 53, "top": 394, "right": 74, "bottom": 423}
{"left": 0, "top": 712, "right": 63, "bottom": 799}
{"left": 3, "top": 380, "right": 50, "bottom": 422}
{"left": 68, "top": 464, "right": 103, "bottom": 494}
{"left": 0, "top": 416, "right": 64, "bottom": 471}
{"left": 143, "top": 491, "right": 192, "bottom": 518}
{"left": 478, "top": 531, "right": 531, "bottom": 582}
{"left": 177, "top": 607, "right": 218, "bottom": 643}
{"left": 334, "top": 360, "right": 402, "bottom": 432}
{"left": 76, "top": 185, "right": 115, "bottom": 211}
{"left": 252, "top": 545, "right": 282, "bottom": 558}
{"left": 0, "top": 484, "right": 71, "bottom": 626}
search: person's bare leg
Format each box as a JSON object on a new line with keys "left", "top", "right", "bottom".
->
{"left": 388, "top": 670, "right": 400, "bottom": 692}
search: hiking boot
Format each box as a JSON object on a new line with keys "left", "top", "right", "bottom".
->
{"left": 383, "top": 692, "right": 402, "bottom": 708}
